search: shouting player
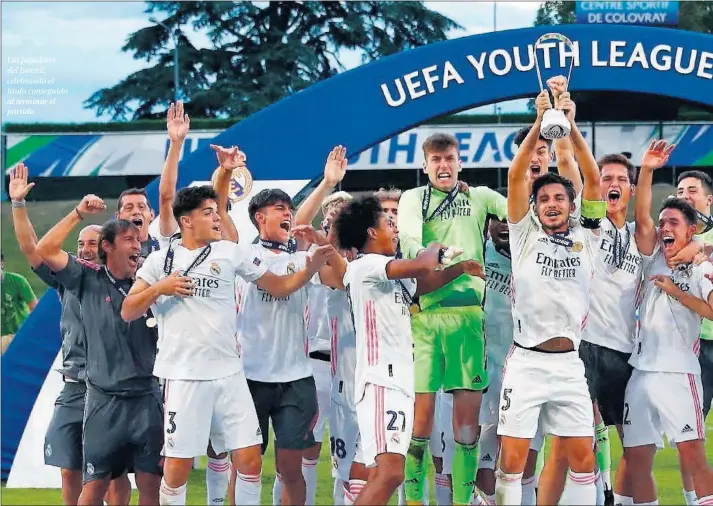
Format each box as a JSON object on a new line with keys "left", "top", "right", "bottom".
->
{"left": 623, "top": 140, "right": 713, "bottom": 506}
{"left": 496, "top": 90, "right": 603, "bottom": 505}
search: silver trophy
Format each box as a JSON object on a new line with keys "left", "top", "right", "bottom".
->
{"left": 534, "top": 32, "right": 575, "bottom": 140}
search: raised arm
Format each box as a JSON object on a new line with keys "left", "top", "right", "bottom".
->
{"left": 635, "top": 140, "right": 676, "bottom": 255}
{"left": 159, "top": 102, "right": 189, "bottom": 237}
{"left": 548, "top": 76, "right": 582, "bottom": 194}
{"left": 385, "top": 243, "right": 442, "bottom": 280}
{"left": 559, "top": 93, "right": 600, "bottom": 202}
{"left": 508, "top": 91, "right": 552, "bottom": 223}
{"left": 35, "top": 195, "right": 106, "bottom": 272}
{"left": 8, "top": 164, "right": 42, "bottom": 268}
{"left": 296, "top": 146, "right": 347, "bottom": 226}
{"left": 210, "top": 144, "right": 248, "bottom": 243}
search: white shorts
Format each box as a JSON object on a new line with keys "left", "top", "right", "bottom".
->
{"left": 329, "top": 400, "right": 360, "bottom": 482}
{"left": 355, "top": 383, "right": 414, "bottom": 467}
{"left": 497, "top": 346, "right": 594, "bottom": 439}
{"left": 623, "top": 369, "right": 705, "bottom": 448}
{"left": 430, "top": 390, "right": 454, "bottom": 474}
{"left": 480, "top": 361, "right": 504, "bottom": 426}
{"left": 162, "top": 371, "right": 262, "bottom": 458}
{"left": 311, "top": 358, "right": 332, "bottom": 443}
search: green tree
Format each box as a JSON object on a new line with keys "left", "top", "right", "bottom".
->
{"left": 531, "top": 1, "right": 713, "bottom": 120}
{"left": 85, "top": 1, "right": 461, "bottom": 120}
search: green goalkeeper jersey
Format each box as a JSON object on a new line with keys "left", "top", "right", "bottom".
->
{"left": 698, "top": 227, "right": 713, "bottom": 341}
{"left": 398, "top": 184, "right": 507, "bottom": 311}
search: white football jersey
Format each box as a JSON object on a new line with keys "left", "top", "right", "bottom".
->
{"left": 483, "top": 240, "right": 513, "bottom": 367}
{"left": 307, "top": 284, "right": 332, "bottom": 353}
{"left": 509, "top": 211, "right": 600, "bottom": 349}
{"left": 236, "top": 244, "right": 317, "bottom": 383}
{"left": 344, "top": 254, "right": 416, "bottom": 402}
{"left": 136, "top": 240, "right": 267, "bottom": 380}
{"left": 631, "top": 243, "right": 713, "bottom": 374}
{"left": 327, "top": 287, "right": 357, "bottom": 408}
{"left": 584, "top": 220, "right": 642, "bottom": 353}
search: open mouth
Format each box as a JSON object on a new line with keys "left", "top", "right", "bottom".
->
{"left": 607, "top": 189, "right": 621, "bottom": 204}
{"left": 529, "top": 165, "right": 541, "bottom": 176}
{"left": 131, "top": 217, "right": 144, "bottom": 228}
{"left": 662, "top": 235, "right": 675, "bottom": 249}
{"left": 128, "top": 253, "right": 140, "bottom": 265}
{"left": 437, "top": 171, "right": 451, "bottom": 181}
{"left": 279, "top": 220, "right": 291, "bottom": 232}
{"left": 545, "top": 210, "right": 560, "bottom": 218}
{"left": 212, "top": 224, "right": 221, "bottom": 233}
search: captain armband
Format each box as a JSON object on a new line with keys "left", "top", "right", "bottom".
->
{"left": 579, "top": 199, "right": 606, "bottom": 229}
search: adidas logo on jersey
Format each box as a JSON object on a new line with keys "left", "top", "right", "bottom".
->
{"left": 682, "top": 424, "right": 694, "bottom": 433}
{"left": 538, "top": 237, "right": 549, "bottom": 244}
{"left": 256, "top": 427, "right": 262, "bottom": 436}
{"left": 472, "top": 375, "right": 482, "bottom": 384}
{"left": 482, "top": 453, "right": 492, "bottom": 462}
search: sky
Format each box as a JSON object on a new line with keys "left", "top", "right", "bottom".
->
{"left": 1, "top": 1, "right": 542, "bottom": 124}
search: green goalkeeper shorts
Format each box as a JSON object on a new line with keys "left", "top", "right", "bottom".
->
{"left": 412, "top": 305, "right": 488, "bottom": 393}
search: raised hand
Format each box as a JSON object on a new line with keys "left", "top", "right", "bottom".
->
{"left": 156, "top": 270, "right": 194, "bottom": 298}
{"left": 324, "top": 145, "right": 348, "bottom": 187}
{"left": 547, "top": 75, "right": 568, "bottom": 103}
{"left": 641, "top": 140, "right": 675, "bottom": 171}
{"left": 210, "top": 144, "right": 247, "bottom": 172}
{"left": 557, "top": 92, "right": 576, "bottom": 123}
{"left": 535, "top": 90, "right": 553, "bottom": 119}
{"left": 292, "top": 224, "right": 328, "bottom": 247}
{"left": 8, "top": 163, "right": 35, "bottom": 201}
{"left": 167, "top": 101, "right": 190, "bottom": 142}
{"left": 76, "top": 194, "right": 106, "bottom": 215}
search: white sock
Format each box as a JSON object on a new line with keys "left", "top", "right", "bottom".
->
{"left": 595, "top": 472, "right": 605, "bottom": 506}
{"left": 333, "top": 479, "right": 346, "bottom": 505}
{"left": 521, "top": 476, "right": 536, "bottom": 505}
{"left": 272, "top": 472, "right": 283, "bottom": 505}
{"left": 206, "top": 456, "right": 230, "bottom": 505}
{"left": 602, "top": 470, "right": 612, "bottom": 491}
{"left": 234, "top": 471, "right": 261, "bottom": 506}
{"left": 397, "top": 483, "right": 406, "bottom": 505}
{"left": 159, "top": 479, "right": 187, "bottom": 506}
{"left": 435, "top": 473, "right": 452, "bottom": 505}
{"left": 633, "top": 502, "right": 658, "bottom": 505}
{"left": 471, "top": 491, "right": 486, "bottom": 505}
{"left": 613, "top": 493, "right": 634, "bottom": 505}
{"left": 495, "top": 470, "right": 523, "bottom": 506}
{"left": 302, "top": 458, "right": 318, "bottom": 505}
{"left": 348, "top": 479, "right": 366, "bottom": 505}
{"left": 486, "top": 493, "right": 496, "bottom": 505}
{"left": 697, "top": 494, "right": 713, "bottom": 505}
{"left": 684, "top": 489, "right": 699, "bottom": 505}
{"left": 567, "top": 471, "right": 597, "bottom": 505}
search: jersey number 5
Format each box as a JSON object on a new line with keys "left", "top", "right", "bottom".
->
{"left": 501, "top": 388, "right": 513, "bottom": 411}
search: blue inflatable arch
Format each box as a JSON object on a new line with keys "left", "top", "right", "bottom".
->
{"left": 3, "top": 24, "right": 713, "bottom": 478}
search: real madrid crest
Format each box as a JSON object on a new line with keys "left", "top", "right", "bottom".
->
{"left": 229, "top": 166, "right": 254, "bottom": 203}
{"left": 210, "top": 261, "right": 221, "bottom": 276}
{"left": 287, "top": 262, "right": 296, "bottom": 274}
{"left": 570, "top": 241, "right": 583, "bottom": 253}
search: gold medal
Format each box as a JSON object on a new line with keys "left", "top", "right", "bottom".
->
{"left": 146, "top": 317, "right": 157, "bottom": 328}
{"left": 571, "top": 241, "right": 583, "bottom": 253}
{"left": 409, "top": 303, "right": 420, "bottom": 315}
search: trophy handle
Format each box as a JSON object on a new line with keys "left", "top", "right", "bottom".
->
{"left": 533, "top": 32, "right": 576, "bottom": 94}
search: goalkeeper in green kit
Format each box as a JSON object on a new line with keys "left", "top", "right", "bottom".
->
{"left": 397, "top": 133, "right": 507, "bottom": 505}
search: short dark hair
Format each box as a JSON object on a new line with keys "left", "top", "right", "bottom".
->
{"left": 422, "top": 133, "right": 459, "bottom": 156}
{"left": 598, "top": 153, "right": 637, "bottom": 184}
{"left": 247, "top": 189, "right": 294, "bottom": 228}
{"left": 677, "top": 170, "right": 713, "bottom": 195}
{"left": 117, "top": 188, "right": 150, "bottom": 211}
{"left": 334, "top": 196, "right": 382, "bottom": 252}
{"left": 173, "top": 186, "right": 219, "bottom": 224}
{"left": 98, "top": 219, "right": 139, "bottom": 263}
{"left": 513, "top": 126, "right": 552, "bottom": 148}
{"left": 531, "top": 172, "right": 576, "bottom": 203}
{"left": 660, "top": 197, "right": 697, "bottom": 226}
